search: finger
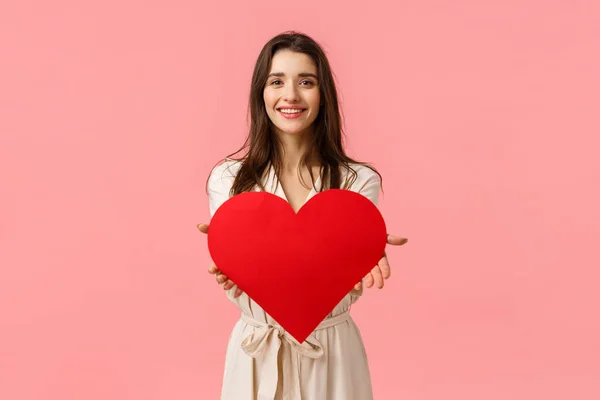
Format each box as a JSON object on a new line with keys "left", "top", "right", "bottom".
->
{"left": 208, "top": 262, "right": 219, "bottom": 274}
{"left": 234, "top": 287, "right": 243, "bottom": 298}
{"left": 216, "top": 274, "right": 228, "bottom": 284}
{"left": 371, "top": 265, "right": 384, "bottom": 289}
{"left": 364, "top": 272, "right": 374, "bottom": 289}
{"left": 387, "top": 234, "right": 408, "bottom": 246}
{"left": 379, "top": 256, "right": 391, "bottom": 279}
{"left": 197, "top": 223, "right": 209, "bottom": 234}
{"left": 223, "top": 280, "right": 235, "bottom": 290}
{"left": 354, "top": 281, "right": 362, "bottom": 290}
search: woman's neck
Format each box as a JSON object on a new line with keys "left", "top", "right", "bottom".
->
{"left": 277, "top": 131, "right": 318, "bottom": 173}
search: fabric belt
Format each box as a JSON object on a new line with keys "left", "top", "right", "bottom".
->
{"left": 240, "top": 310, "right": 351, "bottom": 400}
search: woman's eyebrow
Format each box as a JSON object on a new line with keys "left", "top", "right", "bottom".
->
{"left": 267, "top": 72, "right": 318, "bottom": 79}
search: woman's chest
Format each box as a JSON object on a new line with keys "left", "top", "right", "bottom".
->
{"left": 277, "top": 169, "right": 320, "bottom": 213}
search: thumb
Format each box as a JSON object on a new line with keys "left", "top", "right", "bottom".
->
{"left": 197, "top": 223, "right": 209, "bottom": 234}
{"left": 387, "top": 234, "right": 408, "bottom": 245}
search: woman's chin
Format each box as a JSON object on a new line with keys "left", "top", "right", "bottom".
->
{"left": 275, "top": 126, "right": 310, "bottom": 136}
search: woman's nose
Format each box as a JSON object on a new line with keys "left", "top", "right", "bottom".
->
{"left": 283, "top": 84, "right": 300, "bottom": 101}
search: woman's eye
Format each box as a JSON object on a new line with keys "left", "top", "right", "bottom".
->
{"left": 269, "top": 80, "right": 314, "bottom": 86}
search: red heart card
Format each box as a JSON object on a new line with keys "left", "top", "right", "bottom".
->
{"left": 207, "top": 189, "right": 387, "bottom": 343}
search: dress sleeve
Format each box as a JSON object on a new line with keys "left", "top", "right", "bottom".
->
{"left": 207, "top": 162, "right": 235, "bottom": 218}
{"left": 206, "top": 162, "right": 243, "bottom": 304}
{"left": 349, "top": 166, "right": 382, "bottom": 302}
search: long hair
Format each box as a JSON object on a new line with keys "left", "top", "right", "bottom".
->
{"left": 210, "top": 30, "right": 382, "bottom": 196}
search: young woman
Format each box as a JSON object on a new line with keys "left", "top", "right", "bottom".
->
{"left": 197, "top": 31, "right": 407, "bottom": 400}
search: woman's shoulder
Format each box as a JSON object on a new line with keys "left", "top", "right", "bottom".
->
{"left": 207, "top": 158, "right": 243, "bottom": 191}
{"left": 344, "top": 163, "right": 381, "bottom": 205}
{"left": 209, "top": 158, "right": 243, "bottom": 179}
{"left": 345, "top": 162, "right": 380, "bottom": 187}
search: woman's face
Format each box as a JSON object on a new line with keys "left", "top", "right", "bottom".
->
{"left": 263, "top": 50, "right": 321, "bottom": 137}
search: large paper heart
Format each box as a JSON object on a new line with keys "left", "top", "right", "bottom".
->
{"left": 207, "top": 189, "right": 387, "bottom": 343}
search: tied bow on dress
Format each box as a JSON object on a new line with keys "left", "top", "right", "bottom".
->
{"left": 240, "top": 311, "right": 351, "bottom": 400}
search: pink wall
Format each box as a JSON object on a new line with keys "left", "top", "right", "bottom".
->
{"left": 1, "top": 1, "right": 599, "bottom": 399}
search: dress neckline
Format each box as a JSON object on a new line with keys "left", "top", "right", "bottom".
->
{"left": 265, "top": 165, "right": 322, "bottom": 211}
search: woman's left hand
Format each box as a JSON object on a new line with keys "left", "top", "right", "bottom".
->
{"left": 354, "top": 234, "right": 408, "bottom": 290}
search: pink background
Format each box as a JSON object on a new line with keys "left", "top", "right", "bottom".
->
{"left": 1, "top": 1, "right": 599, "bottom": 399}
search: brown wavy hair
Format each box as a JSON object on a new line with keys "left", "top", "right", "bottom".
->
{"left": 210, "top": 30, "right": 382, "bottom": 196}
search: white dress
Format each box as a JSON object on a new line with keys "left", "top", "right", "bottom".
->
{"left": 207, "top": 159, "right": 382, "bottom": 400}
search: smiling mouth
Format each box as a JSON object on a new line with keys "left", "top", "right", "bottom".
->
{"left": 277, "top": 108, "right": 306, "bottom": 114}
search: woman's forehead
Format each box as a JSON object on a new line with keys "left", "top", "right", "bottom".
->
{"left": 269, "top": 51, "right": 317, "bottom": 74}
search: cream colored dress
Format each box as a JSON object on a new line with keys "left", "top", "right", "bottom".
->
{"left": 207, "top": 159, "right": 381, "bottom": 400}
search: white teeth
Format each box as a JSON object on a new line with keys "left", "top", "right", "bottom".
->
{"left": 279, "top": 109, "right": 304, "bottom": 114}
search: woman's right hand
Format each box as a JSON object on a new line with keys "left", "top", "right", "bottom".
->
{"left": 198, "top": 223, "right": 244, "bottom": 299}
